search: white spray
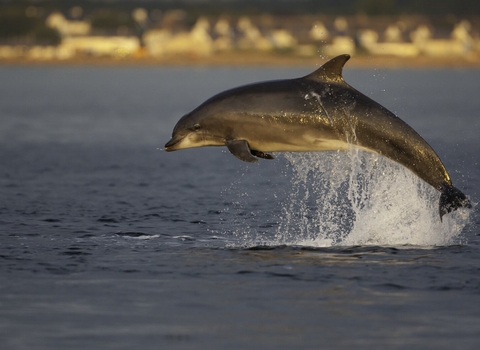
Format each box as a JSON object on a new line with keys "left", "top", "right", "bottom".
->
{"left": 272, "top": 150, "right": 472, "bottom": 247}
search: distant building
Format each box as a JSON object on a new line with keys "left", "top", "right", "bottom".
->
{"left": 214, "top": 18, "right": 234, "bottom": 37}
{"left": 334, "top": 17, "right": 349, "bottom": 34}
{"left": 236, "top": 17, "right": 272, "bottom": 51}
{"left": 269, "top": 29, "right": 297, "bottom": 50}
{"left": 410, "top": 25, "right": 432, "bottom": 46}
{"left": 0, "top": 46, "right": 27, "bottom": 59}
{"left": 384, "top": 24, "right": 403, "bottom": 42}
{"left": 359, "top": 29, "right": 419, "bottom": 57}
{"left": 213, "top": 18, "right": 235, "bottom": 51}
{"left": 143, "top": 29, "right": 171, "bottom": 57}
{"left": 46, "top": 12, "right": 91, "bottom": 37}
{"left": 411, "top": 21, "right": 474, "bottom": 57}
{"left": 143, "top": 17, "right": 213, "bottom": 57}
{"left": 309, "top": 21, "right": 330, "bottom": 42}
{"left": 323, "top": 36, "right": 356, "bottom": 57}
{"left": 61, "top": 36, "right": 140, "bottom": 58}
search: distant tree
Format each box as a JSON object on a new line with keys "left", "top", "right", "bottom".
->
{"left": 356, "top": 0, "right": 397, "bottom": 16}
{"left": 30, "top": 25, "right": 61, "bottom": 45}
{"left": 0, "top": 7, "right": 37, "bottom": 37}
{"left": 0, "top": 6, "right": 60, "bottom": 44}
{"left": 90, "top": 8, "right": 135, "bottom": 32}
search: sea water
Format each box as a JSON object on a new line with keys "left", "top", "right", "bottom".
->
{"left": 0, "top": 65, "right": 479, "bottom": 349}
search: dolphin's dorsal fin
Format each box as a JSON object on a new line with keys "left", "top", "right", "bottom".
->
{"left": 304, "top": 54, "right": 351, "bottom": 83}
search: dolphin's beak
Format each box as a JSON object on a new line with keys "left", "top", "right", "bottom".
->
{"left": 164, "top": 134, "right": 184, "bottom": 151}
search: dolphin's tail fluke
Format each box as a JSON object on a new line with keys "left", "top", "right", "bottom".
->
{"left": 439, "top": 185, "right": 471, "bottom": 219}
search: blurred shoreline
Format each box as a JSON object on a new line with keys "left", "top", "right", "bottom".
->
{"left": 2, "top": 52, "right": 480, "bottom": 68}
{"left": 3, "top": 5, "right": 480, "bottom": 69}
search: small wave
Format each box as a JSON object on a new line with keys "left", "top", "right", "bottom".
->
{"left": 114, "top": 231, "right": 161, "bottom": 240}
{"left": 172, "top": 235, "right": 196, "bottom": 241}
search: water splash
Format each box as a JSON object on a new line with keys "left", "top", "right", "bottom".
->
{"left": 227, "top": 149, "right": 472, "bottom": 248}
{"left": 274, "top": 150, "right": 472, "bottom": 247}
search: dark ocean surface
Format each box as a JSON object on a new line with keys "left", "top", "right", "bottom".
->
{"left": 0, "top": 64, "right": 479, "bottom": 349}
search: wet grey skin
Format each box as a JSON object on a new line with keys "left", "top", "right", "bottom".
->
{"left": 165, "top": 54, "right": 471, "bottom": 219}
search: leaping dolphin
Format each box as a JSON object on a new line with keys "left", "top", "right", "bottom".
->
{"left": 165, "top": 54, "right": 471, "bottom": 219}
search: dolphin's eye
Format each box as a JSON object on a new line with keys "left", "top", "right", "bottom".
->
{"left": 192, "top": 124, "right": 201, "bottom": 131}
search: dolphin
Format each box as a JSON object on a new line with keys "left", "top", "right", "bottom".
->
{"left": 165, "top": 54, "right": 471, "bottom": 219}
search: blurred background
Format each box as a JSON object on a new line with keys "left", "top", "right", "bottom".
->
{"left": 1, "top": 0, "right": 480, "bottom": 66}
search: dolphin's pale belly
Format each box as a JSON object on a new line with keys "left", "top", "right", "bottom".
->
{"left": 243, "top": 117, "right": 354, "bottom": 153}
{"left": 247, "top": 137, "right": 351, "bottom": 153}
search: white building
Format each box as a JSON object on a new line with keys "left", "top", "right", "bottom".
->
{"left": 359, "top": 29, "right": 419, "bottom": 57}
{"left": 323, "top": 36, "right": 356, "bottom": 57}
{"left": 411, "top": 22, "right": 474, "bottom": 57}
{"left": 46, "top": 12, "right": 91, "bottom": 37}
{"left": 61, "top": 36, "right": 140, "bottom": 58}
{"left": 309, "top": 21, "right": 330, "bottom": 42}
{"left": 236, "top": 17, "right": 272, "bottom": 51}
{"left": 143, "top": 17, "right": 214, "bottom": 57}
{"left": 269, "top": 29, "right": 297, "bottom": 50}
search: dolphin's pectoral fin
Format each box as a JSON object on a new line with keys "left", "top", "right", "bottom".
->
{"left": 225, "top": 140, "right": 258, "bottom": 163}
{"left": 251, "top": 150, "right": 275, "bottom": 160}
{"left": 439, "top": 185, "right": 472, "bottom": 220}
{"left": 225, "top": 139, "right": 274, "bottom": 162}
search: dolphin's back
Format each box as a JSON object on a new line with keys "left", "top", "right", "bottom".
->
{"left": 200, "top": 79, "right": 309, "bottom": 116}
{"left": 315, "top": 80, "right": 451, "bottom": 191}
